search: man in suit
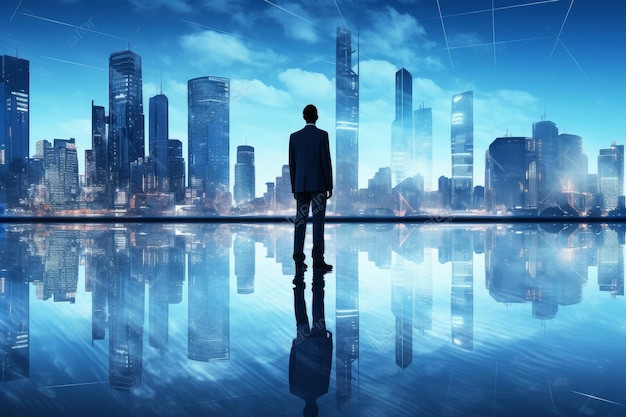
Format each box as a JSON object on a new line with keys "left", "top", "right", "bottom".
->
{"left": 289, "top": 104, "right": 333, "bottom": 271}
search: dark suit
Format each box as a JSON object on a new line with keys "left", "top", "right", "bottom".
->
{"left": 289, "top": 124, "right": 333, "bottom": 264}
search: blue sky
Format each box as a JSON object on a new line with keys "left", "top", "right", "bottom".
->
{"left": 2, "top": 0, "right": 624, "bottom": 192}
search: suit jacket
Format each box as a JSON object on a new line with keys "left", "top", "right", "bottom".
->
{"left": 289, "top": 124, "right": 333, "bottom": 194}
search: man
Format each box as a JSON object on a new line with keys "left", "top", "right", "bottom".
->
{"left": 289, "top": 104, "right": 333, "bottom": 271}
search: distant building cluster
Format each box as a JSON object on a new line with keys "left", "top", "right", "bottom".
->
{"left": 0, "top": 32, "right": 623, "bottom": 216}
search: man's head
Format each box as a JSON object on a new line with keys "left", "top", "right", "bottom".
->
{"left": 302, "top": 104, "right": 318, "bottom": 124}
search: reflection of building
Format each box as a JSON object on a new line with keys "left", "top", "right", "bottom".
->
{"left": 335, "top": 225, "right": 359, "bottom": 409}
{"left": 450, "top": 91, "right": 473, "bottom": 210}
{"left": 234, "top": 145, "right": 255, "bottom": 207}
{"left": 598, "top": 142, "right": 624, "bottom": 210}
{"left": 335, "top": 27, "right": 359, "bottom": 214}
{"left": 108, "top": 50, "right": 144, "bottom": 205}
{"left": 42, "top": 230, "right": 80, "bottom": 302}
{"left": 0, "top": 55, "right": 29, "bottom": 208}
{"left": 188, "top": 232, "right": 231, "bottom": 361}
{"left": 485, "top": 225, "right": 589, "bottom": 319}
{"left": 391, "top": 68, "right": 412, "bottom": 186}
{"left": 391, "top": 255, "right": 413, "bottom": 368}
{"left": 234, "top": 232, "right": 255, "bottom": 294}
{"left": 598, "top": 228, "right": 624, "bottom": 296}
{"left": 448, "top": 229, "right": 474, "bottom": 350}
{"left": 0, "top": 228, "right": 29, "bottom": 381}
{"left": 108, "top": 228, "right": 144, "bottom": 389}
{"left": 188, "top": 76, "right": 230, "bottom": 199}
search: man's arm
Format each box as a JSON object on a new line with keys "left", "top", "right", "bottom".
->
{"left": 289, "top": 134, "right": 296, "bottom": 195}
{"left": 321, "top": 131, "right": 333, "bottom": 198}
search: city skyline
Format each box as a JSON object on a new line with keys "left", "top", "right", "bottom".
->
{"left": 1, "top": 0, "right": 625, "bottom": 195}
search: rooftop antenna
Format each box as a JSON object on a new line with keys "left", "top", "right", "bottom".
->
{"left": 160, "top": 67, "right": 163, "bottom": 95}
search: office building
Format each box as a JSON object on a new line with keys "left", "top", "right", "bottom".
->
{"left": 414, "top": 106, "right": 433, "bottom": 191}
{"left": 485, "top": 137, "right": 539, "bottom": 213}
{"left": 234, "top": 145, "right": 255, "bottom": 207}
{"left": 148, "top": 94, "right": 169, "bottom": 193}
{"left": 335, "top": 27, "right": 359, "bottom": 214}
{"left": 0, "top": 55, "right": 29, "bottom": 208}
{"left": 90, "top": 101, "right": 107, "bottom": 206}
{"left": 108, "top": 50, "right": 144, "bottom": 204}
{"left": 532, "top": 119, "right": 558, "bottom": 206}
{"left": 44, "top": 139, "right": 79, "bottom": 210}
{"left": 391, "top": 68, "right": 413, "bottom": 186}
{"left": 450, "top": 91, "right": 473, "bottom": 210}
{"left": 188, "top": 76, "right": 230, "bottom": 199}
{"left": 597, "top": 142, "right": 624, "bottom": 210}
{"left": 168, "top": 139, "right": 185, "bottom": 203}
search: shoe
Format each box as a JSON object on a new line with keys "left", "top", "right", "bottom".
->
{"left": 313, "top": 261, "right": 333, "bottom": 271}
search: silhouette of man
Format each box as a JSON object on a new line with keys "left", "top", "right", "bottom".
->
{"left": 289, "top": 104, "right": 333, "bottom": 271}
{"left": 289, "top": 269, "right": 333, "bottom": 417}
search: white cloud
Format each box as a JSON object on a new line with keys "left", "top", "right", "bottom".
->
{"left": 179, "top": 30, "right": 283, "bottom": 68}
{"left": 265, "top": 3, "right": 319, "bottom": 43}
{"left": 231, "top": 79, "right": 290, "bottom": 107}
{"left": 277, "top": 69, "right": 333, "bottom": 103}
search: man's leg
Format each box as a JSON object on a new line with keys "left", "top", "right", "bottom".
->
{"left": 293, "top": 193, "right": 311, "bottom": 265}
{"left": 311, "top": 192, "right": 327, "bottom": 263}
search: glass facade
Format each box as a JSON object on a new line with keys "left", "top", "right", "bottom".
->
{"left": 335, "top": 28, "right": 359, "bottom": 214}
{"left": 450, "top": 91, "right": 473, "bottom": 210}
{"left": 108, "top": 50, "right": 144, "bottom": 204}
{"left": 188, "top": 76, "right": 230, "bottom": 202}
{"left": 391, "top": 68, "right": 412, "bottom": 187}
{"left": 148, "top": 94, "right": 169, "bottom": 192}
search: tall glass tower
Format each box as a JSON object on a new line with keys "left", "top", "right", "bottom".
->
{"left": 450, "top": 91, "right": 473, "bottom": 210}
{"left": 91, "top": 101, "right": 107, "bottom": 203}
{"left": 391, "top": 68, "right": 412, "bottom": 186}
{"left": 108, "top": 50, "right": 144, "bottom": 204}
{"left": 335, "top": 28, "right": 359, "bottom": 214}
{"left": 148, "top": 94, "right": 169, "bottom": 192}
{"left": 532, "top": 119, "right": 558, "bottom": 207}
{"left": 234, "top": 145, "right": 255, "bottom": 207}
{"left": 414, "top": 106, "right": 433, "bottom": 191}
{"left": 598, "top": 142, "right": 624, "bottom": 209}
{"left": 0, "top": 55, "right": 29, "bottom": 208}
{"left": 188, "top": 76, "right": 230, "bottom": 199}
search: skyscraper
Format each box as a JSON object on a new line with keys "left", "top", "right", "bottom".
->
{"left": 148, "top": 94, "right": 169, "bottom": 192}
{"left": 450, "top": 91, "right": 473, "bottom": 210}
{"left": 391, "top": 68, "right": 412, "bottom": 186}
{"left": 234, "top": 145, "right": 255, "bottom": 207}
{"left": 335, "top": 28, "right": 359, "bottom": 214}
{"left": 188, "top": 76, "right": 230, "bottom": 200}
{"left": 168, "top": 139, "right": 185, "bottom": 203}
{"left": 485, "top": 137, "right": 538, "bottom": 213}
{"left": 532, "top": 119, "right": 558, "bottom": 206}
{"left": 108, "top": 50, "right": 144, "bottom": 205}
{"left": 44, "top": 138, "right": 79, "bottom": 210}
{"left": 414, "top": 106, "right": 433, "bottom": 191}
{"left": 597, "top": 141, "right": 623, "bottom": 209}
{"left": 0, "top": 55, "right": 29, "bottom": 208}
{"left": 91, "top": 101, "right": 107, "bottom": 205}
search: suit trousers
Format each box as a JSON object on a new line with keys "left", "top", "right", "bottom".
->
{"left": 293, "top": 192, "right": 327, "bottom": 264}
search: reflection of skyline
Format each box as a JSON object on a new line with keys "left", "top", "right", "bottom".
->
{"left": 1, "top": 220, "right": 624, "bottom": 398}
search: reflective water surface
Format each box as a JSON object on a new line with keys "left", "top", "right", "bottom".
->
{"left": 1, "top": 222, "right": 625, "bottom": 417}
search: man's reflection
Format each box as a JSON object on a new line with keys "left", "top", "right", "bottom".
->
{"left": 289, "top": 269, "right": 332, "bottom": 417}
